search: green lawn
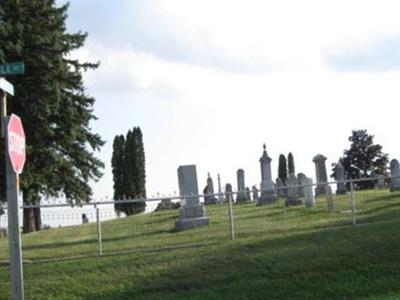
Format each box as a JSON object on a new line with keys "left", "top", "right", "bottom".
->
{"left": 0, "top": 188, "right": 400, "bottom": 299}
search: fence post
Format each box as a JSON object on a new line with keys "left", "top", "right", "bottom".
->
{"left": 227, "top": 190, "right": 235, "bottom": 241}
{"left": 95, "top": 204, "right": 103, "bottom": 255}
{"left": 350, "top": 181, "right": 356, "bottom": 226}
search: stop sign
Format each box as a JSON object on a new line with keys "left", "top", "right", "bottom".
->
{"left": 7, "top": 114, "right": 26, "bottom": 174}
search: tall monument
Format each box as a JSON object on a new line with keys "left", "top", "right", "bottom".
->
{"left": 217, "top": 174, "right": 224, "bottom": 203}
{"left": 204, "top": 173, "right": 218, "bottom": 205}
{"left": 258, "top": 144, "right": 278, "bottom": 204}
{"left": 175, "top": 165, "right": 209, "bottom": 231}
{"left": 236, "top": 169, "right": 248, "bottom": 202}
{"left": 313, "top": 154, "right": 328, "bottom": 196}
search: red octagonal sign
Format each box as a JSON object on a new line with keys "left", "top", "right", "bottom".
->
{"left": 7, "top": 114, "right": 26, "bottom": 174}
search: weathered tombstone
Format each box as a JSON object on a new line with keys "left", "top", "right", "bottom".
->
{"left": 335, "top": 162, "right": 347, "bottom": 195}
{"left": 252, "top": 185, "right": 259, "bottom": 201}
{"left": 326, "top": 185, "right": 334, "bottom": 211}
{"left": 82, "top": 214, "right": 89, "bottom": 224}
{"left": 304, "top": 177, "right": 315, "bottom": 207}
{"left": 313, "top": 154, "right": 328, "bottom": 196}
{"left": 376, "top": 175, "right": 385, "bottom": 189}
{"left": 275, "top": 177, "right": 286, "bottom": 198}
{"left": 390, "top": 159, "right": 400, "bottom": 192}
{"left": 175, "top": 165, "right": 209, "bottom": 231}
{"left": 297, "top": 173, "right": 307, "bottom": 197}
{"left": 0, "top": 228, "right": 7, "bottom": 238}
{"left": 225, "top": 183, "right": 234, "bottom": 204}
{"left": 258, "top": 144, "right": 278, "bottom": 204}
{"left": 246, "top": 187, "right": 251, "bottom": 201}
{"left": 204, "top": 173, "right": 218, "bottom": 205}
{"left": 236, "top": 169, "right": 248, "bottom": 202}
{"left": 217, "top": 174, "right": 225, "bottom": 203}
{"left": 286, "top": 173, "right": 302, "bottom": 206}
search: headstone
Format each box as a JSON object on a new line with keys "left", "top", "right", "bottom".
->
{"left": 175, "top": 165, "right": 209, "bottom": 231}
{"left": 286, "top": 173, "right": 302, "bottom": 206}
{"left": 217, "top": 174, "right": 225, "bottom": 203}
{"left": 82, "top": 214, "right": 89, "bottom": 224}
{"left": 225, "top": 183, "right": 234, "bottom": 204}
{"left": 313, "top": 154, "right": 328, "bottom": 196}
{"left": 326, "top": 185, "right": 334, "bottom": 211}
{"left": 204, "top": 173, "right": 218, "bottom": 205}
{"left": 335, "top": 162, "right": 347, "bottom": 195}
{"left": 390, "top": 159, "right": 400, "bottom": 192}
{"left": 304, "top": 177, "right": 315, "bottom": 207}
{"left": 252, "top": 185, "right": 259, "bottom": 201}
{"left": 246, "top": 187, "right": 251, "bottom": 201}
{"left": 376, "top": 175, "right": 385, "bottom": 189}
{"left": 258, "top": 144, "right": 278, "bottom": 204}
{"left": 236, "top": 169, "right": 248, "bottom": 202}
{"left": 0, "top": 228, "right": 7, "bottom": 238}
{"left": 275, "top": 177, "right": 286, "bottom": 198}
{"left": 297, "top": 173, "right": 307, "bottom": 197}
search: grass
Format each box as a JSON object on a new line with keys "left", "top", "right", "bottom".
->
{"left": 0, "top": 188, "right": 400, "bottom": 299}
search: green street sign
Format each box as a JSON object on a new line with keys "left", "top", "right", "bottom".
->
{"left": 0, "top": 77, "right": 14, "bottom": 96}
{"left": 0, "top": 62, "right": 25, "bottom": 75}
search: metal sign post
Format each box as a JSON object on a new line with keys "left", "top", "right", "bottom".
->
{"left": 1, "top": 75, "right": 25, "bottom": 300}
{"left": 5, "top": 119, "right": 24, "bottom": 299}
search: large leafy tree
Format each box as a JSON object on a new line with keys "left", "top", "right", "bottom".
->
{"left": 0, "top": 1, "right": 104, "bottom": 232}
{"left": 333, "top": 130, "right": 389, "bottom": 189}
{"left": 278, "top": 154, "right": 287, "bottom": 184}
{"left": 113, "top": 127, "right": 146, "bottom": 215}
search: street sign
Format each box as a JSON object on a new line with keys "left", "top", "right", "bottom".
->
{"left": 7, "top": 114, "right": 26, "bottom": 174}
{"left": 0, "top": 77, "right": 14, "bottom": 96}
{"left": 0, "top": 62, "right": 25, "bottom": 75}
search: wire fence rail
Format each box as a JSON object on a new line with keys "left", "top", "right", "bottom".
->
{"left": 0, "top": 176, "right": 400, "bottom": 263}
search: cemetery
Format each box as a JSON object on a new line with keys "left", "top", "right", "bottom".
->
{"left": 0, "top": 141, "right": 400, "bottom": 299}
{"left": 1, "top": 1, "right": 400, "bottom": 299}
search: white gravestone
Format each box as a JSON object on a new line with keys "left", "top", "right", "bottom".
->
{"left": 175, "top": 165, "right": 210, "bottom": 231}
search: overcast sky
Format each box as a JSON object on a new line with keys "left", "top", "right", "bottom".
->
{"left": 61, "top": 0, "right": 400, "bottom": 199}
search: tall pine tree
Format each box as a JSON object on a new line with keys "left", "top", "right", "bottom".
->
{"left": 111, "top": 135, "right": 125, "bottom": 214}
{"left": 0, "top": 1, "right": 104, "bottom": 232}
{"left": 113, "top": 127, "right": 146, "bottom": 215}
{"left": 278, "top": 154, "right": 288, "bottom": 184}
{"left": 288, "top": 152, "right": 295, "bottom": 175}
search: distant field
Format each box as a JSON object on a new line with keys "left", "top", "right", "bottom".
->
{"left": 0, "top": 189, "right": 400, "bottom": 299}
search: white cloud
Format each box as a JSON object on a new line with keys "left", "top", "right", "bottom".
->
{"left": 66, "top": 0, "right": 400, "bottom": 198}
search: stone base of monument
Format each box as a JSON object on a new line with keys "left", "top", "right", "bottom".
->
{"left": 285, "top": 199, "right": 302, "bottom": 206}
{"left": 336, "top": 189, "right": 347, "bottom": 195}
{"left": 174, "top": 204, "right": 210, "bottom": 231}
{"left": 314, "top": 185, "right": 326, "bottom": 196}
{"left": 204, "top": 197, "right": 218, "bottom": 205}
{"left": 257, "top": 190, "right": 278, "bottom": 205}
{"left": 174, "top": 216, "right": 210, "bottom": 231}
{"left": 236, "top": 195, "right": 249, "bottom": 203}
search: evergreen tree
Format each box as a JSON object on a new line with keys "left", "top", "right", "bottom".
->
{"left": 111, "top": 135, "right": 125, "bottom": 213}
{"left": 0, "top": 1, "right": 104, "bottom": 232}
{"left": 134, "top": 128, "right": 146, "bottom": 199}
{"left": 278, "top": 154, "right": 288, "bottom": 184}
{"left": 333, "top": 130, "right": 388, "bottom": 189}
{"left": 113, "top": 127, "right": 146, "bottom": 215}
{"left": 288, "top": 152, "right": 295, "bottom": 174}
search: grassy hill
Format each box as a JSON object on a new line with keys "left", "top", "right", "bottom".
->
{"left": 0, "top": 189, "right": 400, "bottom": 299}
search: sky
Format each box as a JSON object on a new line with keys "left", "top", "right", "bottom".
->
{"left": 59, "top": 0, "right": 400, "bottom": 200}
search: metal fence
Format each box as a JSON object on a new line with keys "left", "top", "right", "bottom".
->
{"left": 0, "top": 176, "right": 400, "bottom": 263}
